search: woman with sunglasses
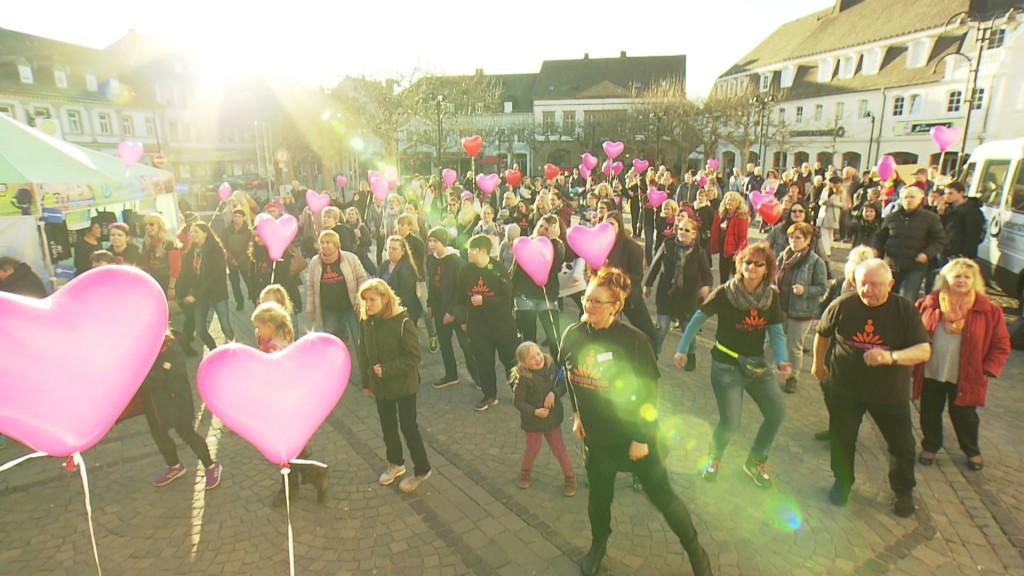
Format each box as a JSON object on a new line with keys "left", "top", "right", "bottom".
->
{"left": 643, "top": 220, "right": 712, "bottom": 365}
{"left": 675, "top": 243, "right": 790, "bottom": 489}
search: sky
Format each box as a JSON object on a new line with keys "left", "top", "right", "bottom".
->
{"left": 5, "top": 0, "right": 836, "bottom": 98}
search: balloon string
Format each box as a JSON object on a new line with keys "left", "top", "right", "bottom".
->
{"left": 0, "top": 450, "right": 46, "bottom": 473}
{"left": 290, "top": 458, "right": 328, "bottom": 468}
{"left": 74, "top": 452, "right": 104, "bottom": 576}
{"left": 282, "top": 466, "right": 296, "bottom": 576}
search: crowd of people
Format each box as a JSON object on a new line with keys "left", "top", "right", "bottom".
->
{"left": 0, "top": 158, "right": 1012, "bottom": 576}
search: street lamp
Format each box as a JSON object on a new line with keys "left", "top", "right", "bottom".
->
{"left": 750, "top": 93, "right": 776, "bottom": 169}
{"left": 865, "top": 111, "right": 876, "bottom": 166}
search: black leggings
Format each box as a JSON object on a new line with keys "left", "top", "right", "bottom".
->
{"left": 145, "top": 409, "right": 213, "bottom": 469}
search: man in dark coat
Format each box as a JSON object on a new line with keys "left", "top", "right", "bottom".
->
{"left": 873, "top": 186, "right": 947, "bottom": 301}
{"left": 942, "top": 182, "right": 985, "bottom": 259}
{"left": 0, "top": 256, "right": 47, "bottom": 299}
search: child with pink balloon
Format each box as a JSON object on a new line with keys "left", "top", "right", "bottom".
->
{"left": 252, "top": 302, "right": 330, "bottom": 505}
{"left": 509, "top": 341, "right": 576, "bottom": 497}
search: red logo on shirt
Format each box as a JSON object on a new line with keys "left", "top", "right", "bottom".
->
{"left": 851, "top": 319, "right": 885, "bottom": 347}
{"left": 471, "top": 278, "right": 494, "bottom": 297}
{"left": 569, "top": 350, "right": 607, "bottom": 390}
{"left": 737, "top": 309, "right": 767, "bottom": 331}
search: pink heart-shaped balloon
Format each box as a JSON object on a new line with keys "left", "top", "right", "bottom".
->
{"left": 757, "top": 197, "right": 784, "bottom": 225}
{"left": 603, "top": 141, "right": 625, "bottom": 160}
{"left": 0, "top": 267, "right": 168, "bottom": 456}
{"left": 647, "top": 189, "right": 668, "bottom": 208}
{"left": 544, "top": 163, "right": 560, "bottom": 181}
{"left": 512, "top": 236, "right": 554, "bottom": 287}
{"left": 306, "top": 190, "right": 331, "bottom": 214}
{"left": 707, "top": 158, "right": 720, "bottom": 170}
{"left": 581, "top": 152, "right": 599, "bottom": 171}
{"left": 255, "top": 214, "right": 298, "bottom": 260}
{"left": 218, "top": 182, "right": 232, "bottom": 201}
{"left": 696, "top": 174, "right": 708, "bottom": 187}
{"left": 461, "top": 135, "right": 483, "bottom": 158}
{"left": 442, "top": 168, "right": 458, "bottom": 188}
{"left": 476, "top": 173, "right": 500, "bottom": 194}
{"left": 633, "top": 159, "right": 650, "bottom": 174}
{"left": 567, "top": 222, "right": 616, "bottom": 270}
{"left": 370, "top": 177, "right": 389, "bottom": 201}
{"left": 579, "top": 164, "right": 591, "bottom": 180}
{"left": 930, "top": 125, "right": 963, "bottom": 153}
{"left": 876, "top": 154, "right": 897, "bottom": 182}
{"left": 602, "top": 160, "right": 623, "bottom": 176}
{"left": 335, "top": 175, "right": 347, "bottom": 188}
{"left": 197, "top": 334, "right": 350, "bottom": 464}
{"left": 749, "top": 190, "right": 770, "bottom": 208}
{"left": 505, "top": 169, "right": 523, "bottom": 187}
{"left": 117, "top": 141, "right": 145, "bottom": 168}
{"left": 367, "top": 170, "right": 379, "bottom": 183}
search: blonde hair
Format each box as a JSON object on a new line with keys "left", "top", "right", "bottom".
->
{"left": 318, "top": 229, "right": 341, "bottom": 249}
{"left": 322, "top": 206, "right": 342, "bottom": 223}
{"left": 358, "top": 278, "right": 405, "bottom": 320}
{"left": 844, "top": 245, "right": 878, "bottom": 283}
{"left": 508, "top": 341, "right": 553, "bottom": 387}
{"left": 143, "top": 213, "right": 177, "bottom": 256}
{"left": 660, "top": 199, "right": 679, "bottom": 218}
{"left": 259, "top": 284, "right": 294, "bottom": 314}
{"left": 719, "top": 191, "right": 750, "bottom": 218}
{"left": 251, "top": 302, "right": 295, "bottom": 344}
{"left": 934, "top": 258, "right": 986, "bottom": 294}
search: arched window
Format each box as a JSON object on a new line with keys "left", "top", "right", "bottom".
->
{"left": 841, "top": 151, "right": 862, "bottom": 170}
{"left": 794, "top": 151, "right": 810, "bottom": 166}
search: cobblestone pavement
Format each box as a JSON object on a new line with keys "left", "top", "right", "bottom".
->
{"left": 2, "top": 241, "right": 1024, "bottom": 575}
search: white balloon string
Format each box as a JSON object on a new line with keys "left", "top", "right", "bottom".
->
{"left": 282, "top": 466, "right": 296, "bottom": 576}
{"left": 73, "top": 452, "right": 104, "bottom": 576}
{"left": 0, "top": 450, "right": 46, "bottom": 473}
{"left": 289, "top": 458, "right": 327, "bottom": 468}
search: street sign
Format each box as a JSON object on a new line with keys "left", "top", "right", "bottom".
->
{"left": 153, "top": 153, "right": 167, "bottom": 168}
{"left": 274, "top": 148, "right": 290, "bottom": 163}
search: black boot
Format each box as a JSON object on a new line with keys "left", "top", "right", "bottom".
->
{"left": 580, "top": 539, "right": 608, "bottom": 576}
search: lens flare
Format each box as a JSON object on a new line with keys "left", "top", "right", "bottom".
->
{"left": 765, "top": 493, "right": 802, "bottom": 532}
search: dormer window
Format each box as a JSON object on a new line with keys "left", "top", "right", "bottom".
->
{"left": 109, "top": 78, "right": 121, "bottom": 94}
{"left": 759, "top": 72, "right": 772, "bottom": 92}
{"left": 54, "top": 70, "right": 67, "bottom": 89}
{"left": 86, "top": 74, "right": 98, "bottom": 92}
{"left": 780, "top": 65, "right": 796, "bottom": 88}
{"left": 906, "top": 38, "right": 932, "bottom": 69}
{"left": 18, "top": 64, "right": 33, "bottom": 84}
{"left": 862, "top": 47, "right": 883, "bottom": 75}
{"left": 817, "top": 58, "right": 836, "bottom": 82}
{"left": 838, "top": 54, "right": 858, "bottom": 79}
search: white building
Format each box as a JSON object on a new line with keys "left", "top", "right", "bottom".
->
{"left": 713, "top": 0, "right": 1024, "bottom": 174}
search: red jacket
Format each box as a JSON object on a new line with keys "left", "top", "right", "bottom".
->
{"left": 912, "top": 291, "right": 1011, "bottom": 407}
{"left": 710, "top": 211, "right": 749, "bottom": 257}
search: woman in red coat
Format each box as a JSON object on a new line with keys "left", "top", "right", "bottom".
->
{"left": 710, "top": 191, "right": 750, "bottom": 285}
{"left": 913, "top": 258, "right": 1011, "bottom": 471}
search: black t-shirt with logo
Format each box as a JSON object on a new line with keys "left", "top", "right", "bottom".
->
{"left": 320, "top": 258, "right": 351, "bottom": 312}
{"left": 817, "top": 292, "right": 929, "bottom": 404}
{"left": 700, "top": 285, "right": 784, "bottom": 365}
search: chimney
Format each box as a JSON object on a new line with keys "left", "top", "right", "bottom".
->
{"left": 620, "top": 51, "right": 627, "bottom": 58}
{"left": 583, "top": 53, "right": 589, "bottom": 60}
{"left": 834, "top": 0, "right": 863, "bottom": 12}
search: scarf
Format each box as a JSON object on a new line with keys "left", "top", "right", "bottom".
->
{"left": 694, "top": 198, "right": 711, "bottom": 211}
{"left": 777, "top": 247, "right": 810, "bottom": 311}
{"left": 723, "top": 277, "right": 775, "bottom": 311}
{"left": 939, "top": 290, "right": 975, "bottom": 334}
{"left": 670, "top": 239, "right": 694, "bottom": 290}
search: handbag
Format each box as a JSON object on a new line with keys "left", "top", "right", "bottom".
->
{"left": 715, "top": 341, "right": 770, "bottom": 379}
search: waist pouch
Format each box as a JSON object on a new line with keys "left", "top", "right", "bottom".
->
{"left": 716, "top": 341, "right": 769, "bottom": 379}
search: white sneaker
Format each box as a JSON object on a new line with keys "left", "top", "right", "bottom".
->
{"left": 399, "top": 470, "right": 432, "bottom": 493}
{"left": 378, "top": 464, "right": 406, "bottom": 486}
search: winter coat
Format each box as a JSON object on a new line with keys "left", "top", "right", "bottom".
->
{"left": 178, "top": 242, "right": 229, "bottom": 303}
{"left": 644, "top": 241, "right": 712, "bottom": 319}
{"left": 305, "top": 251, "right": 368, "bottom": 328}
{"left": 776, "top": 249, "right": 829, "bottom": 318}
{"left": 141, "top": 334, "right": 196, "bottom": 429}
{"left": 912, "top": 291, "right": 1011, "bottom": 407}
{"left": 710, "top": 211, "right": 749, "bottom": 257}
{"left": 943, "top": 199, "right": 986, "bottom": 259}
{"left": 382, "top": 259, "right": 422, "bottom": 319}
{"left": 874, "top": 207, "right": 947, "bottom": 272}
{"left": 0, "top": 262, "right": 47, "bottom": 298}
{"left": 221, "top": 225, "right": 252, "bottom": 269}
{"left": 512, "top": 363, "right": 566, "bottom": 433}
{"left": 358, "top": 310, "right": 421, "bottom": 401}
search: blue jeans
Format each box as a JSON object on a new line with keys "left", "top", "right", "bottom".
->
{"left": 322, "top": 307, "right": 359, "bottom": 350}
{"left": 656, "top": 314, "right": 694, "bottom": 358}
{"left": 709, "top": 359, "right": 787, "bottom": 462}
{"left": 895, "top": 269, "right": 926, "bottom": 302}
{"left": 195, "top": 298, "right": 234, "bottom": 351}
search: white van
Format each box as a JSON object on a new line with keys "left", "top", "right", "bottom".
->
{"left": 960, "top": 138, "right": 1024, "bottom": 308}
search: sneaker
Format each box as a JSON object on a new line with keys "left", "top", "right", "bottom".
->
{"left": 428, "top": 335, "right": 439, "bottom": 353}
{"left": 518, "top": 469, "right": 531, "bottom": 489}
{"left": 700, "top": 459, "right": 720, "bottom": 482}
{"left": 153, "top": 463, "right": 186, "bottom": 487}
{"left": 204, "top": 462, "right": 222, "bottom": 490}
{"left": 378, "top": 463, "right": 406, "bottom": 486}
{"left": 893, "top": 493, "right": 915, "bottom": 518}
{"left": 432, "top": 376, "right": 459, "bottom": 389}
{"left": 563, "top": 476, "right": 577, "bottom": 497}
{"left": 829, "top": 482, "right": 850, "bottom": 507}
{"left": 399, "top": 469, "right": 432, "bottom": 493}
{"left": 743, "top": 458, "right": 774, "bottom": 489}
{"left": 784, "top": 377, "right": 797, "bottom": 394}
{"left": 474, "top": 397, "right": 498, "bottom": 411}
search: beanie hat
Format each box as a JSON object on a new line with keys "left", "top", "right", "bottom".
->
{"left": 427, "top": 227, "right": 449, "bottom": 246}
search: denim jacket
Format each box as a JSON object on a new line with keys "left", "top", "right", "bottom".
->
{"left": 776, "top": 250, "right": 828, "bottom": 318}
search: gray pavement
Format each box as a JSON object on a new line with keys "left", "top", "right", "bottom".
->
{"left": 3, "top": 241, "right": 1024, "bottom": 575}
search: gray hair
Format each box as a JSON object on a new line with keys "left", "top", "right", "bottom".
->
{"left": 854, "top": 258, "right": 892, "bottom": 283}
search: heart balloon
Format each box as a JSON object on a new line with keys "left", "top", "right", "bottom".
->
{"left": 707, "top": 158, "right": 720, "bottom": 170}
{"left": 876, "top": 154, "right": 897, "bottom": 182}
{"left": 218, "top": 182, "right": 233, "bottom": 201}
{"left": 476, "top": 173, "right": 500, "bottom": 194}
{"left": 505, "top": 169, "right": 523, "bottom": 187}
{"left": 581, "top": 152, "right": 599, "bottom": 171}
{"left": 696, "top": 174, "right": 708, "bottom": 187}
{"left": 255, "top": 214, "right": 299, "bottom": 261}
{"left": 602, "top": 160, "right": 624, "bottom": 176}
{"left": 335, "top": 175, "right": 347, "bottom": 189}
{"left": 0, "top": 267, "right": 168, "bottom": 456}
{"left": 930, "top": 125, "right": 963, "bottom": 153}
{"left": 370, "top": 177, "right": 389, "bottom": 202}
{"left": 647, "top": 189, "right": 668, "bottom": 208}
{"left": 512, "top": 236, "right": 554, "bottom": 287}
{"left": 566, "top": 222, "right": 616, "bottom": 270}
{"left": 544, "top": 163, "right": 560, "bottom": 181}
{"left": 367, "top": 170, "right": 380, "bottom": 183}
{"left": 579, "top": 164, "right": 592, "bottom": 180}
{"left": 603, "top": 141, "right": 625, "bottom": 160}
{"left": 757, "top": 197, "right": 784, "bottom": 225}
{"left": 442, "top": 168, "right": 458, "bottom": 188}
{"left": 461, "top": 135, "right": 483, "bottom": 158}
{"left": 633, "top": 159, "right": 650, "bottom": 174}
{"left": 197, "top": 334, "right": 350, "bottom": 465}
{"left": 117, "top": 141, "right": 145, "bottom": 168}
{"left": 749, "top": 190, "right": 770, "bottom": 208}
{"left": 305, "top": 190, "right": 331, "bottom": 214}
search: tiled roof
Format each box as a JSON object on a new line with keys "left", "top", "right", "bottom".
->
{"left": 0, "top": 27, "right": 108, "bottom": 97}
{"left": 489, "top": 73, "right": 537, "bottom": 113}
{"left": 533, "top": 54, "right": 685, "bottom": 100}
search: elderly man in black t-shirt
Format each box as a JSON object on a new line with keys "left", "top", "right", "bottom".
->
{"left": 812, "top": 259, "right": 931, "bottom": 518}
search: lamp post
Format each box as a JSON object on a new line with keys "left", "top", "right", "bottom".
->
{"left": 434, "top": 95, "right": 447, "bottom": 182}
{"left": 865, "top": 111, "right": 876, "bottom": 167}
{"left": 750, "top": 93, "right": 775, "bottom": 168}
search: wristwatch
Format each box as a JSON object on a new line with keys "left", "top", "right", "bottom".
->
{"left": 890, "top": 351, "right": 899, "bottom": 366}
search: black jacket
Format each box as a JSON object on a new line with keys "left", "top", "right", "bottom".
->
{"left": 426, "top": 248, "right": 463, "bottom": 321}
{"left": 0, "top": 262, "right": 47, "bottom": 298}
{"left": 644, "top": 242, "right": 712, "bottom": 319}
{"left": 512, "top": 362, "right": 566, "bottom": 433}
{"left": 358, "top": 311, "right": 421, "bottom": 401}
{"left": 943, "top": 199, "right": 985, "bottom": 259}
{"left": 142, "top": 334, "right": 196, "bottom": 429}
{"left": 178, "top": 242, "right": 230, "bottom": 302}
{"left": 874, "top": 207, "right": 947, "bottom": 272}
